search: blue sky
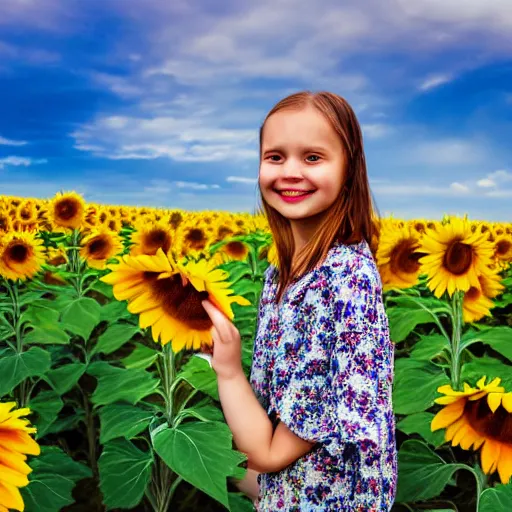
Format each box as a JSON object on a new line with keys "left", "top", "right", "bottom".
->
{"left": 0, "top": 0, "right": 511, "bottom": 221}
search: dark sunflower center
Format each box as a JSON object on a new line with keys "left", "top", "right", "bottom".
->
{"left": 186, "top": 229, "right": 207, "bottom": 250}
{"left": 0, "top": 215, "right": 8, "bottom": 230}
{"left": 390, "top": 240, "right": 422, "bottom": 275}
{"left": 225, "top": 241, "right": 247, "bottom": 258}
{"left": 8, "top": 243, "right": 29, "bottom": 263}
{"left": 169, "top": 212, "right": 183, "bottom": 229}
{"left": 496, "top": 240, "right": 511, "bottom": 256}
{"left": 144, "top": 229, "right": 172, "bottom": 254}
{"left": 218, "top": 226, "right": 234, "bottom": 238}
{"left": 465, "top": 286, "right": 481, "bottom": 301}
{"left": 56, "top": 199, "right": 78, "bottom": 220}
{"left": 465, "top": 398, "right": 512, "bottom": 444}
{"left": 443, "top": 240, "right": 473, "bottom": 275}
{"left": 20, "top": 207, "right": 32, "bottom": 220}
{"left": 145, "top": 272, "right": 212, "bottom": 331}
{"left": 89, "top": 237, "right": 109, "bottom": 258}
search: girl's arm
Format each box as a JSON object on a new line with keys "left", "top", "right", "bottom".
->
{"left": 217, "top": 369, "right": 316, "bottom": 473}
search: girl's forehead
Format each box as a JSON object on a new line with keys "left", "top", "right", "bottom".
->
{"left": 262, "top": 109, "right": 340, "bottom": 149}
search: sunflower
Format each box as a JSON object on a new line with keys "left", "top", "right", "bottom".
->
{"left": 0, "top": 231, "right": 46, "bottom": 281}
{"left": 130, "top": 221, "right": 174, "bottom": 257}
{"left": 431, "top": 376, "right": 512, "bottom": 484}
{"left": 376, "top": 224, "right": 424, "bottom": 291}
{"left": 210, "top": 240, "right": 250, "bottom": 265}
{"left": 100, "top": 248, "right": 250, "bottom": 352}
{"left": 0, "top": 401, "right": 41, "bottom": 512}
{"left": 493, "top": 234, "right": 512, "bottom": 266}
{"left": 44, "top": 246, "right": 68, "bottom": 267}
{"left": 174, "top": 219, "right": 216, "bottom": 260}
{"left": 79, "top": 226, "right": 124, "bottom": 270}
{"left": 418, "top": 217, "right": 496, "bottom": 298}
{"left": 462, "top": 269, "right": 505, "bottom": 323}
{"left": 47, "top": 191, "right": 86, "bottom": 231}
{"left": 0, "top": 209, "right": 13, "bottom": 235}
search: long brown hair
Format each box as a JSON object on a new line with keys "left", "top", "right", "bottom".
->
{"left": 256, "top": 90, "right": 380, "bottom": 304}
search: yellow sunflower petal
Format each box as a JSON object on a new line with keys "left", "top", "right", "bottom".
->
{"left": 431, "top": 400, "right": 466, "bottom": 431}
{"left": 487, "top": 392, "right": 503, "bottom": 413}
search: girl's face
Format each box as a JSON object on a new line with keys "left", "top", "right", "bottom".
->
{"left": 259, "top": 105, "right": 346, "bottom": 225}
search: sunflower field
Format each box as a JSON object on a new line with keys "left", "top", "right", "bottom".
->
{"left": 0, "top": 191, "right": 511, "bottom": 512}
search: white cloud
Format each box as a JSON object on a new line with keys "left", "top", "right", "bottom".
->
{"left": 0, "top": 135, "right": 27, "bottom": 146}
{"left": 0, "top": 156, "right": 47, "bottom": 169}
{"left": 449, "top": 182, "right": 470, "bottom": 194}
{"left": 477, "top": 178, "right": 496, "bottom": 188}
{"left": 418, "top": 74, "right": 453, "bottom": 91}
{"left": 407, "top": 138, "right": 487, "bottom": 165}
{"left": 361, "top": 124, "right": 391, "bottom": 139}
{"left": 226, "top": 176, "right": 258, "bottom": 185}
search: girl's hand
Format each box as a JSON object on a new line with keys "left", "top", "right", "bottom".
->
{"left": 201, "top": 299, "right": 243, "bottom": 380}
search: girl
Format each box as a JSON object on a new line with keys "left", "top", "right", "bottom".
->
{"left": 201, "top": 90, "right": 397, "bottom": 511}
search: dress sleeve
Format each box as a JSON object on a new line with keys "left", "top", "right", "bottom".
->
{"left": 272, "top": 266, "right": 390, "bottom": 458}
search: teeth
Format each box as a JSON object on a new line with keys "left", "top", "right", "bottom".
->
{"left": 280, "top": 191, "right": 311, "bottom": 197}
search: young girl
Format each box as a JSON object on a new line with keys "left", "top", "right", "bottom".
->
{"left": 202, "top": 90, "right": 397, "bottom": 511}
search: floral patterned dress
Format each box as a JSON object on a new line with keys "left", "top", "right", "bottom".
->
{"left": 249, "top": 238, "right": 397, "bottom": 511}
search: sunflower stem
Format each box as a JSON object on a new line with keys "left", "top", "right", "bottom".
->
{"left": 450, "top": 290, "right": 464, "bottom": 391}
{"left": 161, "top": 343, "right": 175, "bottom": 422}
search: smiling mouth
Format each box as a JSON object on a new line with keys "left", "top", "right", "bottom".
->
{"left": 275, "top": 190, "right": 315, "bottom": 197}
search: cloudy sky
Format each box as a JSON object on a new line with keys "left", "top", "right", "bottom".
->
{"left": 0, "top": 0, "right": 511, "bottom": 221}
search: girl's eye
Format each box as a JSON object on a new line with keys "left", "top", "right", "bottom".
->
{"left": 268, "top": 155, "right": 281, "bottom": 161}
{"left": 306, "top": 155, "right": 320, "bottom": 162}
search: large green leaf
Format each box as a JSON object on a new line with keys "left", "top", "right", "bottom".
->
{"left": 21, "top": 446, "right": 92, "bottom": 512}
{"left": 121, "top": 343, "right": 158, "bottom": 370}
{"left": 229, "top": 493, "right": 257, "bottom": 512}
{"left": 44, "top": 408, "right": 85, "bottom": 436}
{"left": 460, "top": 327, "right": 512, "bottom": 363}
{"left": 22, "top": 304, "right": 70, "bottom": 345}
{"left": 410, "top": 333, "right": 450, "bottom": 361}
{"left": 479, "top": 483, "right": 512, "bottom": 511}
{"left": 98, "top": 438, "right": 154, "bottom": 510}
{"left": 99, "top": 300, "right": 134, "bottom": 323}
{"left": 396, "top": 439, "right": 470, "bottom": 503}
{"left": 387, "top": 307, "right": 437, "bottom": 343}
{"left": 393, "top": 359, "right": 449, "bottom": 415}
{"left": 99, "top": 403, "right": 155, "bottom": 444}
{"left": 87, "top": 361, "right": 160, "bottom": 407}
{"left": 0, "top": 347, "right": 52, "bottom": 396}
{"left": 179, "top": 403, "right": 225, "bottom": 423}
{"left": 179, "top": 354, "right": 219, "bottom": 401}
{"left": 461, "top": 357, "right": 512, "bottom": 389}
{"left": 44, "top": 362, "right": 87, "bottom": 395}
{"left": 28, "top": 390, "right": 64, "bottom": 439}
{"left": 61, "top": 297, "right": 102, "bottom": 340}
{"left": 153, "top": 421, "right": 247, "bottom": 509}
{"left": 91, "top": 323, "right": 141, "bottom": 356}
{"left": 396, "top": 412, "right": 446, "bottom": 448}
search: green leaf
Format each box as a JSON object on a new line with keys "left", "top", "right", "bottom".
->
{"left": 396, "top": 439, "right": 470, "bottom": 503}
{"left": 121, "top": 343, "right": 158, "bottom": 370}
{"left": 91, "top": 323, "right": 140, "bottom": 356}
{"left": 387, "top": 307, "right": 437, "bottom": 343}
{"left": 229, "top": 493, "right": 257, "bottom": 512}
{"left": 99, "top": 404, "right": 155, "bottom": 444}
{"left": 21, "top": 445, "right": 92, "bottom": 512}
{"left": 98, "top": 438, "right": 154, "bottom": 510}
{"left": 0, "top": 347, "right": 52, "bottom": 396}
{"left": 28, "top": 390, "right": 64, "bottom": 439}
{"left": 87, "top": 362, "right": 160, "bottom": 407}
{"left": 44, "top": 408, "right": 85, "bottom": 436}
{"left": 180, "top": 403, "right": 225, "bottom": 423}
{"left": 61, "top": 297, "right": 102, "bottom": 340}
{"left": 411, "top": 333, "right": 450, "bottom": 361}
{"left": 22, "top": 304, "right": 70, "bottom": 345}
{"left": 396, "top": 412, "right": 446, "bottom": 448}
{"left": 153, "top": 421, "right": 247, "bottom": 509}
{"left": 99, "top": 300, "right": 133, "bottom": 323}
{"left": 44, "top": 363, "right": 86, "bottom": 395}
{"left": 393, "top": 359, "right": 449, "bottom": 415}
{"left": 460, "top": 327, "right": 512, "bottom": 363}
{"left": 179, "top": 354, "right": 219, "bottom": 401}
{"left": 479, "top": 483, "right": 512, "bottom": 511}
{"left": 461, "top": 357, "right": 512, "bottom": 389}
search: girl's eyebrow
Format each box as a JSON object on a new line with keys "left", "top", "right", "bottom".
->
{"left": 262, "top": 145, "right": 329, "bottom": 153}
